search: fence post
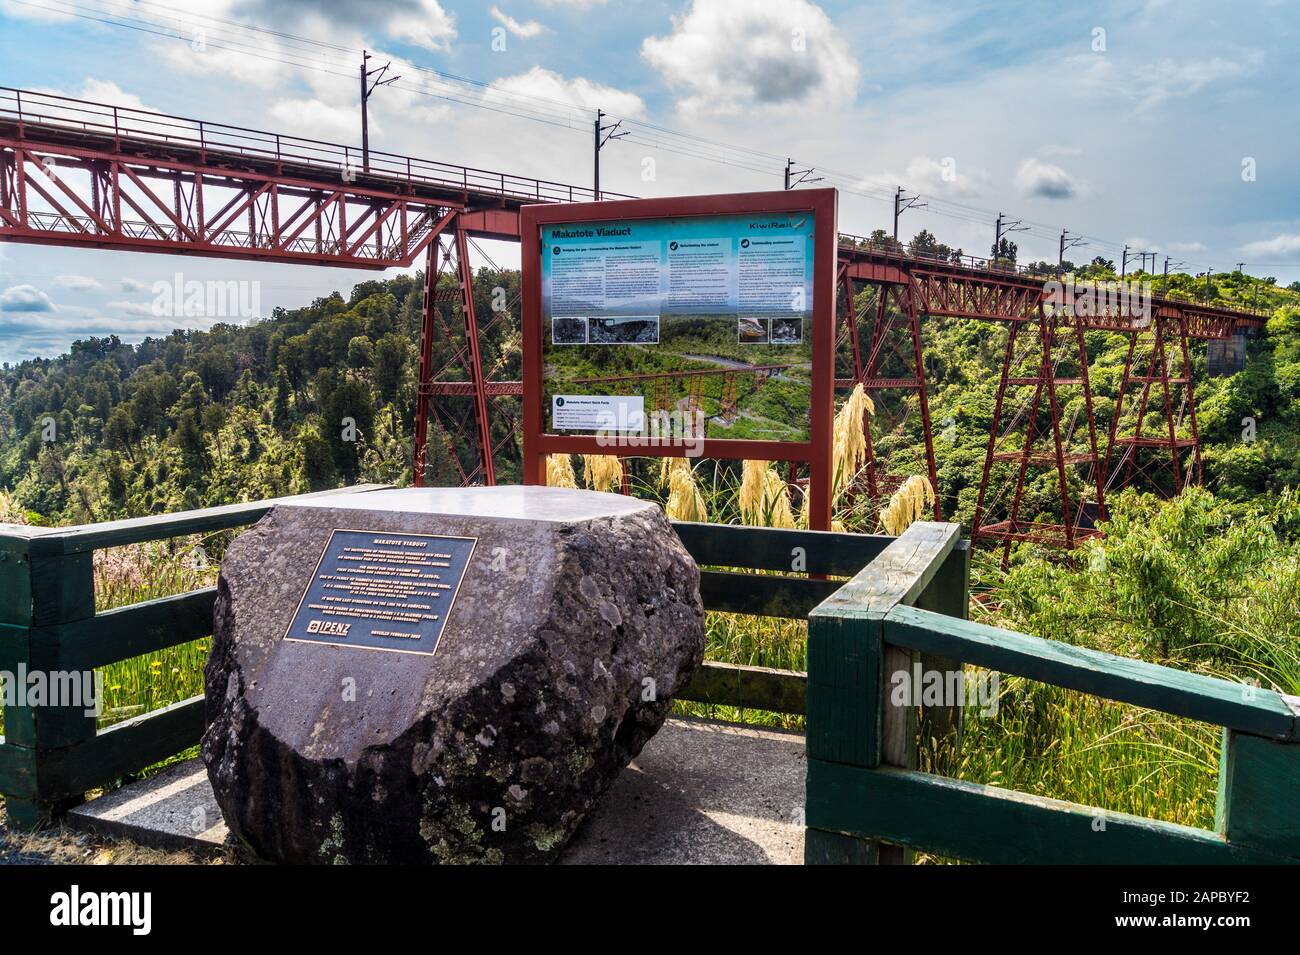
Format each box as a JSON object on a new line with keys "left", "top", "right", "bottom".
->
{"left": 913, "top": 541, "right": 970, "bottom": 774}
{"left": 0, "top": 533, "right": 98, "bottom": 827}
{"left": 804, "top": 609, "right": 887, "bottom": 864}
{"left": 1216, "top": 725, "right": 1300, "bottom": 859}
{"left": 804, "top": 522, "right": 961, "bottom": 864}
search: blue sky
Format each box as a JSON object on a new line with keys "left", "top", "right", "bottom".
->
{"left": 1, "top": 0, "right": 1298, "bottom": 363}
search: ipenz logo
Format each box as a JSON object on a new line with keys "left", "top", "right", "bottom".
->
{"left": 49, "top": 885, "right": 152, "bottom": 935}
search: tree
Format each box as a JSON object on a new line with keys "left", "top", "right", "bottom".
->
{"left": 910, "top": 229, "right": 953, "bottom": 262}
{"left": 865, "top": 229, "right": 903, "bottom": 253}
{"left": 321, "top": 377, "right": 376, "bottom": 482}
{"left": 909, "top": 229, "right": 940, "bottom": 256}
{"left": 104, "top": 404, "right": 136, "bottom": 456}
{"left": 347, "top": 335, "right": 374, "bottom": 370}
{"left": 299, "top": 429, "right": 338, "bottom": 491}
{"left": 197, "top": 347, "right": 238, "bottom": 401}
{"left": 173, "top": 408, "right": 208, "bottom": 473}
{"left": 105, "top": 454, "right": 127, "bottom": 504}
{"left": 991, "top": 237, "right": 1018, "bottom": 264}
{"left": 373, "top": 334, "right": 409, "bottom": 404}
{"left": 272, "top": 367, "right": 292, "bottom": 427}
{"left": 202, "top": 404, "right": 228, "bottom": 466}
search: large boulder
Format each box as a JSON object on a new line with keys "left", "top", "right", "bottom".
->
{"left": 201, "top": 486, "right": 704, "bottom": 864}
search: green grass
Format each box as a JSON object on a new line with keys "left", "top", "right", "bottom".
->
{"left": 674, "top": 612, "right": 807, "bottom": 731}
{"left": 941, "top": 675, "right": 1220, "bottom": 829}
{"left": 92, "top": 534, "right": 231, "bottom": 732}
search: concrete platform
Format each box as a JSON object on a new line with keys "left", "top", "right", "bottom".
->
{"left": 67, "top": 718, "right": 807, "bottom": 864}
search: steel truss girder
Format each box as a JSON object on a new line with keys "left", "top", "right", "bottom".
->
{"left": 0, "top": 138, "right": 460, "bottom": 268}
{"left": 909, "top": 269, "right": 1043, "bottom": 322}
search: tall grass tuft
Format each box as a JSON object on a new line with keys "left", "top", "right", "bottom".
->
{"left": 545, "top": 452, "right": 577, "bottom": 488}
{"left": 92, "top": 537, "right": 224, "bottom": 731}
{"left": 581, "top": 454, "right": 623, "bottom": 492}
{"left": 879, "top": 475, "right": 935, "bottom": 536}
{"left": 664, "top": 460, "right": 708, "bottom": 522}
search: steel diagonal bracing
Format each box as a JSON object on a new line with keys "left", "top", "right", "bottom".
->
{"left": 413, "top": 219, "right": 501, "bottom": 487}
{"left": 971, "top": 303, "right": 1106, "bottom": 567}
{"left": 1100, "top": 315, "right": 1203, "bottom": 497}
{"left": 836, "top": 270, "right": 940, "bottom": 518}
{"left": 0, "top": 87, "right": 1271, "bottom": 552}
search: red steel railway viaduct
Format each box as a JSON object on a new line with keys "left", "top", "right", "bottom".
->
{"left": 0, "top": 88, "right": 1267, "bottom": 554}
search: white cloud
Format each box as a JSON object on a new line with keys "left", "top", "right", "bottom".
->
{"left": 1133, "top": 55, "right": 1261, "bottom": 112}
{"left": 53, "top": 274, "right": 103, "bottom": 292}
{"left": 642, "top": 0, "right": 858, "bottom": 115}
{"left": 1015, "top": 158, "right": 1082, "bottom": 200}
{"left": 490, "top": 6, "right": 547, "bottom": 38}
{"left": 862, "top": 155, "right": 991, "bottom": 199}
{"left": 106, "top": 300, "right": 158, "bottom": 317}
{"left": 269, "top": 98, "right": 361, "bottom": 143}
{"left": 157, "top": 34, "right": 290, "bottom": 87}
{"left": 1167, "top": 241, "right": 1207, "bottom": 255}
{"left": 0, "top": 285, "right": 55, "bottom": 312}
{"left": 1241, "top": 233, "right": 1300, "bottom": 259}
{"left": 121, "top": 278, "right": 148, "bottom": 292}
{"left": 489, "top": 67, "right": 645, "bottom": 118}
{"left": 385, "top": 0, "right": 457, "bottom": 51}
{"left": 1070, "top": 51, "right": 1262, "bottom": 113}
{"left": 538, "top": 0, "right": 607, "bottom": 7}
{"left": 33, "top": 79, "right": 158, "bottom": 116}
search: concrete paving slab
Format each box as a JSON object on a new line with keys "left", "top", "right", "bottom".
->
{"left": 66, "top": 717, "right": 806, "bottom": 864}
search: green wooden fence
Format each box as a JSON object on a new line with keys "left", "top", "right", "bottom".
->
{"left": 0, "top": 485, "right": 859, "bottom": 826}
{"left": 1, "top": 488, "right": 1296, "bottom": 865}
{"left": 803, "top": 521, "right": 1300, "bottom": 865}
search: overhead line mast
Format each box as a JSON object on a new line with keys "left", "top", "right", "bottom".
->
{"left": 360, "top": 50, "right": 400, "bottom": 171}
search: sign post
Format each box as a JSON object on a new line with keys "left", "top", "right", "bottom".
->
{"left": 521, "top": 189, "right": 838, "bottom": 530}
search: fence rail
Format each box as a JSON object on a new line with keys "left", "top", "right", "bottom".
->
{"left": 2, "top": 491, "right": 1295, "bottom": 864}
{"left": 0, "top": 486, "right": 871, "bottom": 826}
{"left": 804, "top": 523, "right": 1300, "bottom": 865}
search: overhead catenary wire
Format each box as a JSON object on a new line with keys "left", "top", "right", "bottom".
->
{"left": 5, "top": 0, "right": 1278, "bottom": 279}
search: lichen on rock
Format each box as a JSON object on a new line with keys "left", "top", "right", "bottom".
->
{"left": 201, "top": 487, "right": 705, "bottom": 864}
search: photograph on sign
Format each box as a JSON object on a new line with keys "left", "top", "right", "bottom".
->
{"left": 551, "top": 316, "right": 588, "bottom": 345}
{"left": 589, "top": 314, "right": 660, "bottom": 344}
{"left": 771, "top": 316, "right": 803, "bottom": 344}
{"left": 738, "top": 316, "right": 769, "bottom": 344}
{"left": 540, "top": 211, "right": 814, "bottom": 440}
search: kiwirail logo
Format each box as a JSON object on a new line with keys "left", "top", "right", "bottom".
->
{"left": 49, "top": 886, "right": 152, "bottom": 935}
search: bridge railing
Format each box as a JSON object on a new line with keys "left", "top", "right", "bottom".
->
{"left": 0, "top": 86, "right": 633, "bottom": 205}
{"left": 805, "top": 521, "right": 1300, "bottom": 864}
{"left": 837, "top": 232, "right": 1272, "bottom": 321}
